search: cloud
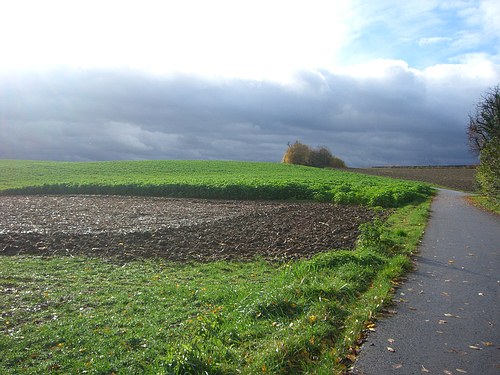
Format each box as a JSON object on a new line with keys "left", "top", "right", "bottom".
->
{"left": 0, "top": 0, "right": 352, "bottom": 81}
{"left": 417, "top": 37, "right": 452, "bottom": 46}
{"left": 2, "top": 60, "right": 498, "bottom": 167}
{"left": 341, "top": 0, "right": 500, "bottom": 70}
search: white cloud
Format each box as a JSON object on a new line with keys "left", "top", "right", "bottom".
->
{"left": 417, "top": 37, "right": 452, "bottom": 46}
{"left": 425, "top": 54, "right": 500, "bottom": 83}
{"left": 0, "top": 0, "right": 352, "bottom": 82}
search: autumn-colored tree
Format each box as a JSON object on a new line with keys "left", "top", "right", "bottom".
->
{"left": 282, "top": 141, "right": 311, "bottom": 165}
{"left": 282, "top": 141, "right": 346, "bottom": 169}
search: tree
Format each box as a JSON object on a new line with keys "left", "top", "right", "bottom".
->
{"left": 467, "top": 85, "right": 500, "bottom": 202}
{"left": 282, "top": 141, "right": 346, "bottom": 169}
{"left": 282, "top": 141, "right": 310, "bottom": 165}
{"left": 467, "top": 85, "right": 500, "bottom": 155}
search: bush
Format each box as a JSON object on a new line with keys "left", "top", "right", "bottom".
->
{"left": 477, "top": 140, "right": 500, "bottom": 203}
{"left": 282, "top": 141, "right": 346, "bottom": 169}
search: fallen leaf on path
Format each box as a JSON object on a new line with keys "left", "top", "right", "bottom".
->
{"left": 393, "top": 363, "right": 403, "bottom": 369}
{"left": 468, "top": 345, "right": 482, "bottom": 350}
{"left": 443, "top": 370, "right": 452, "bottom": 375}
{"left": 482, "top": 341, "right": 493, "bottom": 347}
{"left": 421, "top": 365, "right": 429, "bottom": 372}
{"left": 438, "top": 320, "right": 447, "bottom": 324}
{"left": 388, "top": 338, "right": 395, "bottom": 344}
{"left": 346, "top": 354, "right": 357, "bottom": 362}
{"left": 448, "top": 260, "right": 455, "bottom": 263}
{"left": 456, "top": 369, "right": 467, "bottom": 373}
{"left": 478, "top": 292, "right": 484, "bottom": 296}
{"left": 387, "top": 347, "right": 395, "bottom": 352}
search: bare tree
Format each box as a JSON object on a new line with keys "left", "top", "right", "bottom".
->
{"left": 468, "top": 85, "right": 500, "bottom": 202}
{"left": 467, "top": 84, "right": 500, "bottom": 155}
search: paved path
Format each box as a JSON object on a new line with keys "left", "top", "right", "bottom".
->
{"left": 352, "top": 189, "right": 500, "bottom": 374}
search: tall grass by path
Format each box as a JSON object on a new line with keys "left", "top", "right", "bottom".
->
{"left": 0, "top": 200, "right": 432, "bottom": 374}
{"left": 0, "top": 160, "right": 432, "bottom": 207}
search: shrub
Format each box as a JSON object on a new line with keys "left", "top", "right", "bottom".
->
{"left": 282, "top": 141, "right": 346, "bottom": 169}
{"left": 477, "top": 140, "right": 500, "bottom": 203}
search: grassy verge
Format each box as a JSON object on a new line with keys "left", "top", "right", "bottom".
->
{"left": 0, "top": 199, "right": 431, "bottom": 374}
{"left": 467, "top": 195, "right": 500, "bottom": 215}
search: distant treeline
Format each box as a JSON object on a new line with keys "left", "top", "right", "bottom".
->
{"left": 371, "top": 165, "right": 477, "bottom": 169}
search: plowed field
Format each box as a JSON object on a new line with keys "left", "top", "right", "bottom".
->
{"left": 353, "top": 166, "right": 477, "bottom": 192}
{"left": 0, "top": 195, "right": 381, "bottom": 262}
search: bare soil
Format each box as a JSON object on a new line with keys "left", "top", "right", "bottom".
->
{"left": 352, "top": 166, "right": 477, "bottom": 192}
{"left": 0, "top": 195, "right": 381, "bottom": 262}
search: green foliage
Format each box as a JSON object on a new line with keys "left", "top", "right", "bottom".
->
{"left": 477, "top": 140, "right": 500, "bottom": 203}
{"left": 282, "top": 141, "right": 347, "bottom": 169}
{"left": 0, "top": 160, "right": 432, "bottom": 207}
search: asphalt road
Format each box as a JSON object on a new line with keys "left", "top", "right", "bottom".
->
{"left": 351, "top": 189, "right": 500, "bottom": 375}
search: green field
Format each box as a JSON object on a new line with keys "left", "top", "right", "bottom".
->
{"left": 0, "top": 160, "right": 434, "bottom": 374}
{"left": 0, "top": 160, "right": 432, "bottom": 207}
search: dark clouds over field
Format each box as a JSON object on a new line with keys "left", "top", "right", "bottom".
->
{"left": 1, "top": 0, "right": 499, "bottom": 166}
{"left": 0, "top": 65, "right": 497, "bottom": 166}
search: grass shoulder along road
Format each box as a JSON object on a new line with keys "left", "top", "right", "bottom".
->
{"left": 0, "top": 199, "right": 431, "bottom": 374}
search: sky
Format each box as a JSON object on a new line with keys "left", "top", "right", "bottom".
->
{"left": 1, "top": 0, "right": 499, "bottom": 166}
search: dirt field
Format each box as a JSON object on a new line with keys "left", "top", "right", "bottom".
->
{"left": 352, "top": 166, "right": 477, "bottom": 192}
{"left": 0, "top": 195, "right": 382, "bottom": 262}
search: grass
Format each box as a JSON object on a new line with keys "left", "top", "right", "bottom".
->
{"left": 0, "top": 159, "right": 434, "bottom": 373}
{"left": 467, "top": 195, "right": 500, "bottom": 215}
{"left": 0, "top": 200, "right": 431, "bottom": 374}
{"left": 0, "top": 160, "right": 432, "bottom": 207}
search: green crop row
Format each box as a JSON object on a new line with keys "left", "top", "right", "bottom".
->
{"left": 0, "top": 160, "right": 434, "bottom": 207}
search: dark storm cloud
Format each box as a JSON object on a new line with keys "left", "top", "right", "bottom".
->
{"left": 0, "top": 66, "right": 493, "bottom": 166}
